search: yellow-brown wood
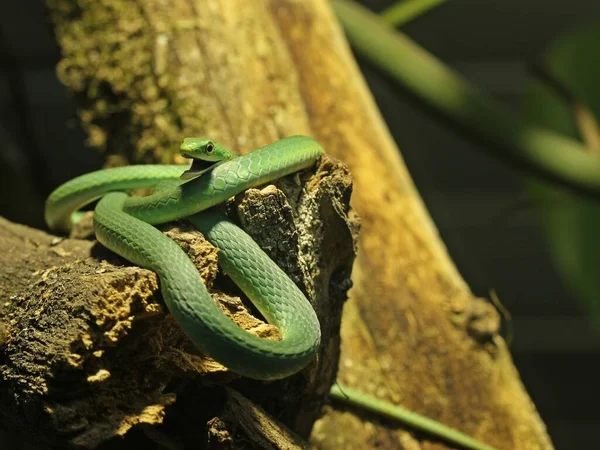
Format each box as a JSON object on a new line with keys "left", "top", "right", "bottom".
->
{"left": 42, "top": 0, "right": 554, "bottom": 448}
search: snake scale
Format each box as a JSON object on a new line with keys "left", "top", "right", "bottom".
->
{"left": 44, "top": 135, "right": 496, "bottom": 450}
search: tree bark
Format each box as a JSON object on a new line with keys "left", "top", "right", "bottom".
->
{"left": 0, "top": 154, "right": 354, "bottom": 449}
{"left": 1, "top": 0, "right": 553, "bottom": 449}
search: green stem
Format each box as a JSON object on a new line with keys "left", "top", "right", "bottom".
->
{"left": 332, "top": 0, "right": 600, "bottom": 197}
{"left": 381, "top": 0, "right": 448, "bottom": 27}
{"left": 330, "top": 384, "right": 498, "bottom": 450}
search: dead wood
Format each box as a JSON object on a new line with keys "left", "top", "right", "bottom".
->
{"left": 0, "top": 156, "right": 355, "bottom": 448}
{"left": 0, "top": 0, "right": 555, "bottom": 449}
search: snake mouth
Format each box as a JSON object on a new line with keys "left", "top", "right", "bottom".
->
{"left": 180, "top": 156, "right": 220, "bottom": 181}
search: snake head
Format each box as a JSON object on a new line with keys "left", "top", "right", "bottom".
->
{"left": 179, "top": 138, "right": 234, "bottom": 181}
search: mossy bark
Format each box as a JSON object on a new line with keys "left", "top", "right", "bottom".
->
{"left": 0, "top": 155, "right": 354, "bottom": 449}
{"left": 0, "top": 0, "right": 554, "bottom": 449}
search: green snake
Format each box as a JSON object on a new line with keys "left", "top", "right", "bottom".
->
{"left": 45, "top": 135, "right": 496, "bottom": 450}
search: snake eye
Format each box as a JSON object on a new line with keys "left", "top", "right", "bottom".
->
{"left": 205, "top": 142, "right": 214, "bottom": 154}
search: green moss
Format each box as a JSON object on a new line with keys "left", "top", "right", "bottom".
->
{"left": 46, "top": 0, "right": 188, "bottom": 164}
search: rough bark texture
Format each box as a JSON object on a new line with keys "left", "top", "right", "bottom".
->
{"left": 0, "top": 156, "right": 355, "bottom": 449}
{"left": 206, "top": 388, "right": 316, "bottom": 450}
{"left": 0, "top": 0, "right": 553, "bottom": 449}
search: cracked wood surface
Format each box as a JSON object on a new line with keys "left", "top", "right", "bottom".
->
{"left": 0, "top": 157, "right": 355, "bottom": 448}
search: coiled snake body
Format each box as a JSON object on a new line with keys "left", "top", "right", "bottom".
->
{"left": 46, "top": 135, "right": 322, "bottom": 380}
{"left": 45, "top": 135, "right": 495, "bottom": 450}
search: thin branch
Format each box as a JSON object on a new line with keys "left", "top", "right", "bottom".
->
{"left": 530, "top": 62, "right": 600, "bottom": 154}
{"left": 380, "top": 0, "right": 448, "bottom": 27}
{"left": 332, "top": 0, "right": 600, "bottom": 198}
{"left": 330, "top": 384, "right": 497, "bottom": 450}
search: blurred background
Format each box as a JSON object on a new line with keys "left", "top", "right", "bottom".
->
{"left": 1, "top": 1, "right": 599, "bottom": 448}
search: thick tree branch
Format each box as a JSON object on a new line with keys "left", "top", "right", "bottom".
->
{"left": 0, "top": 0, "right": 554, "bottom": 449}
{"left": 0, "top": 157, "right": 355, "bottom": 448}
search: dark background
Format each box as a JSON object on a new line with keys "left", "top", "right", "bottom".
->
{"left": 1, "top": 1, "right": 599, "bottom": 448}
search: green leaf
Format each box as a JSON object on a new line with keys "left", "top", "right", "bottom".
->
{"left": 523, "top": 22, "right": 600, "bottom": 326}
